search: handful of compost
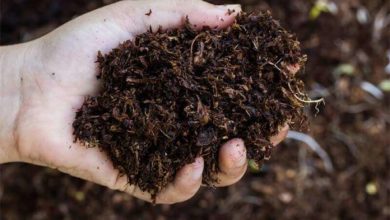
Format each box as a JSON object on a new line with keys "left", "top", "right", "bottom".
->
{"left": 73, "top": 11, "right": 309, "bottom": 199}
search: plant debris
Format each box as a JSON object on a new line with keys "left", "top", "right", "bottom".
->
{"left": 72, "top": 11, "right": 308, "bottom": 200}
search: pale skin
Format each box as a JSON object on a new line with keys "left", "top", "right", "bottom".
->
{"left": 0, "top": 0, "right": 292, "bottom": 204}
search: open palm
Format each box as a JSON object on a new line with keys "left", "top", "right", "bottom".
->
{"left": 14, "top": 0, "right": 287, "bottom": 204}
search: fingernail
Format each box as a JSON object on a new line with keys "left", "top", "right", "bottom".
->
{"left": 191, "top": 157, "right": 204, "bottom": 180}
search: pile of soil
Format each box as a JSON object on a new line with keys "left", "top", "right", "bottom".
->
{"left": 1, "top": 0, "right": 389, "bottom": 219}
{"left": 73, "top": 12, "right": 307, "bottom": 198}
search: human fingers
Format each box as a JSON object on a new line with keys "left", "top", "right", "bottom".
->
{"left": 106, "top": 0, "right": 241, "bottom": 34}
{"left": 213, "top": 138, "right": 247, "bottom": 187}
{"left": 111, "top": 157, "right": 204, "bottom": 204}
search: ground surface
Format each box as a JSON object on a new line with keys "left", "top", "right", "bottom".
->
{"left": 1, "top": 0, "right": 389, "bottom": 219}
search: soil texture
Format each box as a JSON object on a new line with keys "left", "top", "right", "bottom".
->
{"left": 72, "top": 12, "right": 307, "bottom": 198}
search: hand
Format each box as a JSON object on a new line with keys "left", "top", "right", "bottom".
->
{"left": 0, "top": 0, "right": 290, "bottom": 204}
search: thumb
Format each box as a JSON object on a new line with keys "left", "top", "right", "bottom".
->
{"left": 108, "top": 0, "right": 241, "bottom": 34}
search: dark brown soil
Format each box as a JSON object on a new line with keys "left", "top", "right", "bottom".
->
{"left": 72, "top": 12, "right": 308, "bottom": 198}
{"left": 1, "top": 0, "right": 389, "bottom": 219}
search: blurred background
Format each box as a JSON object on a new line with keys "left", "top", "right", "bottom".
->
{"left": 1, "top": 0, "right": 389, "bottom": 219}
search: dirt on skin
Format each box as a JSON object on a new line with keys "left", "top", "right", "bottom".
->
{"left": 72, "top": 11, "right": 308, "bottom": 199}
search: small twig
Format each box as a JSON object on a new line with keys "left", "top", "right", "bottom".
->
{"left": 288, "top": 82, "right": 325, "bottom": 115}
{"left": 275, "top": 58, "right": 283, "bottom": 65}
{"left": 287, "top": 131, "right": 334, "bottom": 173}
{"left": 267, "top": 61, "right": 285, "bottom": 74}
{"left": 159, "top": 129, "right": 173, "bottom": 140}
{"left": 268, "top": 61, "right": 325, "bottom": 108}
{"left": 190, "top": 33, "right": 205, "bottom": 65}
{"left": 288, "top": 83, "right": 325, "bottom": 104}
{"left": 295, "top": 84, "right": 306, "bottom": 97}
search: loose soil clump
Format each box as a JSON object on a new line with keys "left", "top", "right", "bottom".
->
{"left": 72, "top": 11, "right": 308, "bottom": 199}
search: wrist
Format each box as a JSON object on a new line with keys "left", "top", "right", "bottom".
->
{"left": 0, "top": 41, "right": 41, "bottom": 163}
